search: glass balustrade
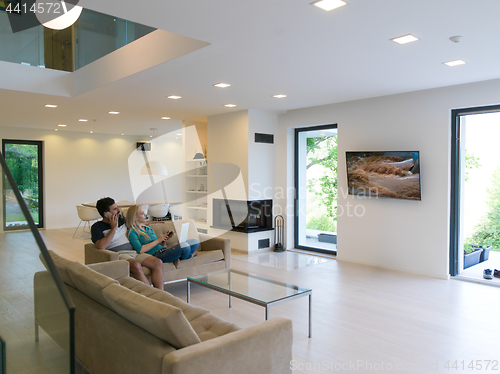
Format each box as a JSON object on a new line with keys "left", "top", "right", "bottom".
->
{"left": 0, "top": 7, "right": 156, "bottom": 71}
{"left": 0, "top": 150, "right": 75, "bottom": 373}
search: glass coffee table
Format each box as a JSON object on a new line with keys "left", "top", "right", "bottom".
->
{"left": 187, "top": 269, "right": 312, "bottom": 338}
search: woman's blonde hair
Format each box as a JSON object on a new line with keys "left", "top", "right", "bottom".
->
{"left": 125, "top": 205, "right": 149, "bottom": 239}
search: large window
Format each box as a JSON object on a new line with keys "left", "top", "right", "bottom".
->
{"left": 2, "top": 139, "right": 44, "bottom": 230}
{"left": 295, "top": 124, "right": 337, "bottom": 254}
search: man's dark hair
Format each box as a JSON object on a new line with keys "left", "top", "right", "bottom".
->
{"left": 96, "top": 197, "right": 115, "bottom": 217}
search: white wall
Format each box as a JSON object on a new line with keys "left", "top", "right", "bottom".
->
{"left": 0, "top": 126, "right": 182, "bottom": 230}
{"left": 207, "top": 110, "right": 249, "bottom": 197}
{"left": 248, "top": 110, "right": 278, "bottom": 201}
{"left": 277, "top": 77, "right": 500, "bottom": 279}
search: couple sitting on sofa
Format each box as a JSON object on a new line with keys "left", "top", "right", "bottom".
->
{"left": 90, "top": 197, "right": 198, "bottom": 289}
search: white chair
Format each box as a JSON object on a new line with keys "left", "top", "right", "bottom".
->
{"left": 73, "top": 205, "right": 101, "bottom": 239}
{"left": 148, "top": 204, "right": 170, "bottom": 221}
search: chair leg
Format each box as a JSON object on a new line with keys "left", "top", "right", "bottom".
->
{"left": 72, "top": 221, "right": 83, "bottom": 239}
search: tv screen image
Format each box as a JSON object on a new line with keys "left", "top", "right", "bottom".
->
{"left": 346, "top": 151, "right": 421, "bottom": 200}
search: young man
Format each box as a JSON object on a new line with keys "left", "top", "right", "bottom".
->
{"left": 90, "top": 197, "right": 164, "bottom": 289}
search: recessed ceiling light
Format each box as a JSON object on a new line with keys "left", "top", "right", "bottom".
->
{"left": 90, "top": 131, "right": 93, "bottom": 134}
{"left": 55, "top": 129, "right": 58, "bottom": 131}
{"left": 311, "top": 0, "right": 346, "bottom": 11}
{"left": 45, "top": 104, "right": 57, "bottom": 108}
{"left": 213, "top": 83, "right": 231, "bottom": 88}
{"left": 161, "top": 117, "right": 171, "bottom": 120}
{"left": 109, "top": 111, "right": 120, "bottom": 115}
{"left": 273, "top": 94, "right": 287, "bottom": 98}
{"left": 167, "top": 95, "right": 181, "bottom": 100}
{"left": 224, "top": 104, "right": 237, "bottom": 107}
{"left": 121, "top": 133, "right": 124, "bottom": 135}
{"left": 444, "top": 59, "right": 466, "bottom": 67}
{"left": 176, "top": 133, "right": 182, "bottom": 136}
{"left": 58, "top": 124, "right": 66, "bottom": 127}
{"left": 78, "top": 119, "right": 88, "bottom": 122}
{"left": 391, "top": 34, "right": 419, "bottom": 45}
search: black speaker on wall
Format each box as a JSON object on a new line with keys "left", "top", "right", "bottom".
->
{"left": 137, "top": 142, "right": 151, "bottom": 151}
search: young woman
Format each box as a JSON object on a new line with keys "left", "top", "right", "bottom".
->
{"left": 125, "top": 205, "right": 199, "bottom": 264}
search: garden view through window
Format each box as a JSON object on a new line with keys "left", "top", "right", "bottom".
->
{"left": 295, "top": 125, "right": 337, "bottom": 254}
{"left": 2, "top": 140, "right": 43, "bottom": 230}
{"left": 460, "top": 111, "right": 500, "bottom": 280}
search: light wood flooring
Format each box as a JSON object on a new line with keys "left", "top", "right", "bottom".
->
{"left": 1, "top": 228, "right": 500, "bottom": 373}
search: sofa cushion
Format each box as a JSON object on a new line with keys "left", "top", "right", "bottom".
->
{"left": 118, "top": 277, "right": 208, "bottom": 321}
{"left": 189, "top": 312, "right": 240, "bottom": 342}
{"left": 40, "top": 250, "right": 76, "bottom": 288}
{"left": 102, "top": 283, "right": 201, "bottom": 349}
{"left": 66, "top": 261, "right": 118, "bottom": 309}
{"left": 176, "top": 250, "right": 224, "bottom": 269}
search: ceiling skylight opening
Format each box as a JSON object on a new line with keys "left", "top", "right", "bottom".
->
{"left": 224, "top": 104, "right": 236, "bottom": 107}
{"left": 311, "top": 0, "right": 346, "bottom": 11}
{"left": 444, "top": 59, "right": 466, "bottom": 67}
{"left": 45, "top": 104, "right": 57, "bottom": 108}
{"left": 391, "top": 34, "right": 419, "bottom": 45}
{"left": 109, "top": 111, "right": 120, "bottom": 115}
{"left": 273, "top": 94, "right": 287, "bottom": 98}
{"left": 213, "top": 83, "right": 231, "bottom": 88}
{"left": 161, "top": 117, "right": 171, "bottom": 120}
{"left": 167, "top": 95, "right": 182, "bottom": 100}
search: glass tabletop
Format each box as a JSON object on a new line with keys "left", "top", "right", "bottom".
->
{"left": 187, "top": 269, "right": 311, "bottom": 305}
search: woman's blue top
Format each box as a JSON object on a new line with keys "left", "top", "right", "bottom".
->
{"left": 127, "top": 225, "right": 162, "bottom": 255}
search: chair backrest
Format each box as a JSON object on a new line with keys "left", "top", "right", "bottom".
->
{"left": 77, "top": 205, "right": 102, "bottom": 221}
{"left": 148, "top": 203, "right": 169, "bottom": 218}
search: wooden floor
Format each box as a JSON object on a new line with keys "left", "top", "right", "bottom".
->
{"left": 1, "top": 227, "right": 500, "bottom": 373}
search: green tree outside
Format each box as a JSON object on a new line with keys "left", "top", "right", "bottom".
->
{"left": 465, "top": 165, "right": 500, "bottom": 252}
{"left": 305, "top": 136, "right": 338, "bottom": 232}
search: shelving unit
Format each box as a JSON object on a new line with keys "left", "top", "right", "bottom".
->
{"left": 184, "top": 160, "right": 208, "bottom": 233}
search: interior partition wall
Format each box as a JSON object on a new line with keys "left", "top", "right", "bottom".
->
{"left": 294, "top": 124, "right": 338, "bottom": 255}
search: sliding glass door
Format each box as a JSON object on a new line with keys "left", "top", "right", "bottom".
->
{"left": 450, "top": 105, "right": 500, "bottom": 278}
{"left": 2, "top": 139, "right": 44, "bottom": 230}
{"left": 295, "top": 124, "right": 337, "bottom": 254}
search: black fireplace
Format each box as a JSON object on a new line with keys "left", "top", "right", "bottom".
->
{"left": 212, "top": 199, "right": 273, "bottom": 233}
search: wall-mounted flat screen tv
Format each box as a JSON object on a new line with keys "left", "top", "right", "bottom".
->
{"left": 346, "top": 151, "right": 421, "bottom": 200}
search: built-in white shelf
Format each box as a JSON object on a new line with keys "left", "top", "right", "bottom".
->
{"left": 186, "top": 190, "right": 207, "bottom": 194}
{"left": 186, "top": 206, "right": 207, "bottom": 210}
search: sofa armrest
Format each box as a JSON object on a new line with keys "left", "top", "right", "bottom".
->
{"left": 162, "top": 317, "right": 292, "bottom": 374}
{"left": 87, "top": 260, "right": 130, "bottom": 280}
{"left": 84, "top": 243, "right": 120, "bottom": 265}
{"left": 198, "top": 234, "right": 231, "bottom": 269}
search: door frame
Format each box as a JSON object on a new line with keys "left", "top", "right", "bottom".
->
{"left": 450, "top": 104, "right": 500, "bottom": 275}
{"left": 294, "top": 123, "right": 338, "bottom": 255}
{"left": 2, "top": 139, "right": 44, "bottom": 230}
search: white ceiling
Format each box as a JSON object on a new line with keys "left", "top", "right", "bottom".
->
{"left": 2, "top": 0, "right": 500, "bottom": 136}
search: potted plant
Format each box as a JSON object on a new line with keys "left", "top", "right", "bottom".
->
{"left": 470, "top": 244, "right": 492, "bottom": 263}
{"left": 463, "top": 245, "right": 483, "bottom": 269}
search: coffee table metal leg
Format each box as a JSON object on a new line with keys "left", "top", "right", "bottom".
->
{"left": 265, "top": 306, "right": 269, "bottom": 320}
{"left": 187, "top": 281, "right": 190, "bottom": 303}
{"left": 308, "top": 293, "right": 312, "bottom": 338}
{"left": 229, "top": 295, "right": 232, "bottom": 308}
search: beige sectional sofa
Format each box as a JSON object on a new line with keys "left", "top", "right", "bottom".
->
{"left": 35, "top": 251, "right": 293, "bottom": 374}
{"left": 85, "top": 219, "right": 230, "bottom": 282}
